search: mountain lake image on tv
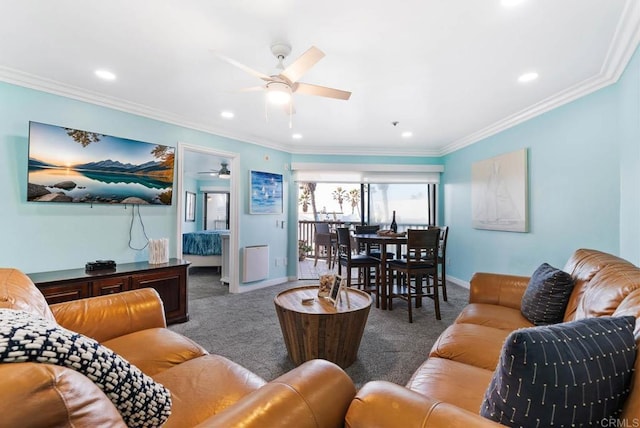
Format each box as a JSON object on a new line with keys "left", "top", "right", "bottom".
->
{"left": 27, "top": 122, "right": 175, "bottom": 205}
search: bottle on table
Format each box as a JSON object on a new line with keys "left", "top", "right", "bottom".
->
{"left": 390, "top": 210, "right": 397, "bottom": 233}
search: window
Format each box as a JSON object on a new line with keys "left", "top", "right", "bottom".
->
{"left": 367, "top": 183, "right": 433, "bottom": 231}
{"left": 297, "top": 182, "right": 436, "bottom": 229}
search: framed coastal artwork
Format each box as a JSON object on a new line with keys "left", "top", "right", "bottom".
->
{"left": 249, "top": 170, "right": 283, "bottom": 214}
{"left": 471, "top": 148, "right": 528, "bottom": 232}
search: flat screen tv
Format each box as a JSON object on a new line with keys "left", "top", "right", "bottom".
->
{"left": 27, "top": 121, "right": 175, "bottom": 205}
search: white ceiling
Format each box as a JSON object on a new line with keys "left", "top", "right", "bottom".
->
{"left": 1, "top": 1, "right": 638, "bottom": 157}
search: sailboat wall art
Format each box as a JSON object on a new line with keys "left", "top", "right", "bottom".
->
{"left": 249, "top": 170, "right": 283, "bottom": 214}
{"left": 471, "top": 148, "right": 528, "bottom": 232}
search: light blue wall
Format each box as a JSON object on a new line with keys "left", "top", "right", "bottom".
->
{"left": 0, "top": 81, "right": 291, "bottom": 286}
{"left": 617, "top": 46, "right": 640, "bottom": 264}
{"left": 442, "top": 46, "right": 640, "bottom": 282}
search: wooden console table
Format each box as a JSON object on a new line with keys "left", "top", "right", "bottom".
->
{"left": 27, "top": 259, "right": 190, "bottom": 324}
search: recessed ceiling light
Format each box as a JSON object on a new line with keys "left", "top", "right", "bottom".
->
{"left": 220, "top": 111, "right": 234, "bottom": 119}
{"left": 518, "top": 72, "right": 539, "bottom": 83}
{"left": 401, "top": 131, "right": 413, "bottom": 138}
{"left": 292, "top": 133, "right": 303, "bottom": 140}
{"left": 94, "top": 69, "right": 116, "bottom": 81}
{"left": 501, "top": 0, "right": 525, "bottom": 7}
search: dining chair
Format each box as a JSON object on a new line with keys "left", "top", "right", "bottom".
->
{"left": 437, "top": 226, "right": 449, "bottom": 301}
{"left": 313, "top": 222, "right": 336, "bottom": 269}
{"left": 387, "top": 228, "right": 441, "bottom": 322}
{"left": 336, "top": 227, "right": 381, "bottom": 307}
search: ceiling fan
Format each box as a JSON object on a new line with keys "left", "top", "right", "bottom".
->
{"left": 214, "top": 43, "right": 352, "bottom": 109}
{"left": 197, "top": 162, "right": 230, "bottom": 179}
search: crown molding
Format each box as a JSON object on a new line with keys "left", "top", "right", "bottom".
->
{"left": 1, "top": 1, "right": 638, "bottom": 159}
{"left": 0, "top": 66, "right": 442, "bottom": 157}
{"left": 440, "top": 0, "right": 640, "bottom": 156}
{"left": 0, "top": 66, "right": 294, "bottom": 152}
{"left": 285, "top": 143, "right": 441, "bottom": 157}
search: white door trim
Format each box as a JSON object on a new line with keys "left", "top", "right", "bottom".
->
{"left": 176, "top": 142, "right": 241, "bottom": 293}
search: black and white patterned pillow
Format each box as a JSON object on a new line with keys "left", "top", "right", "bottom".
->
{"left": 521, "top": 263, "right": 575, "bottom": 325}
{"left": 480, "top": 316, "right": 637, "bottom": 427}
{"left": 0, "top": 309, "right": 171, "bottom": 427}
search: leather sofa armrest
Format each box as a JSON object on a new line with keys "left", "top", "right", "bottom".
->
{"left": 197, "top": 359, "right": 356, "bottom": 428}
{"left": 345, "top": 381, "right": 503, "bottom": 428}
{"left": 469, "top": 272, "right": 530, "bottom": 310}
{"left": 50, "top": 288, "right": 166, "bottom": 342}
{"left": 0, "top": 363, "right": 126, "bottom": 427}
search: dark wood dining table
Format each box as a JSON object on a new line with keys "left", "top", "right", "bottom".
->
{"left": 353, "top": 233, "right": 407, "bottom": 310}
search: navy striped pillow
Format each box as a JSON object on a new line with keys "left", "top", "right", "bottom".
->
{"left": 521, "top": 263, "right": 574, "bottom": 325}
{"left": 481, "top": 316, "right": 637, "bottom": 427}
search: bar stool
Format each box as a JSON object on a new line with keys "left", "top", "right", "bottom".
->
{"left": 313, "top": 222, "right": 336, "bottom": 268}
{"left": 336, "top": 227, "right": 381, "bottom": 307}
{"left": 387, "top": 228, "right": 440, "bottom": 322}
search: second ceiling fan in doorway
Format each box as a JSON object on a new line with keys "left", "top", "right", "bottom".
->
{"left": 198, "top": 162, "right": 230, "bottom": 179}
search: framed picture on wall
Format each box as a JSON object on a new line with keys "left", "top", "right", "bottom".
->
{"left": 471, "top": 148, "right": 528, "bottom": 232}
{"left": 249, "top": 170, "right": 283, "bottom": 214}
{"left": 185, "top": 191, "right": 196, "bottom": 222}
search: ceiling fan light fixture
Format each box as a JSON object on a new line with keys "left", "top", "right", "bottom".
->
{"left": 266, "top": 81, "right": 292, "bottom": 105}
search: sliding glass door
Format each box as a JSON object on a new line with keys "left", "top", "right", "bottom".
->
{"left": 296, "top": 181, "right": 437, "bottom": 279}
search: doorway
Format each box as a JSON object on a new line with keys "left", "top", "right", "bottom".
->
{"left": 176, "top": 142, "right": 240, "bottom": 293}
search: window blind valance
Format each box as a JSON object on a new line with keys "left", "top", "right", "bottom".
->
{"left": 291, "top": 163, "right": 443, "bottom": 184}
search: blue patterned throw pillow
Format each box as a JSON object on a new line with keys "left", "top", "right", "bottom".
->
{"left": 521, "top": 263, "right": 575, "bottom": 325}
{"left": 0, "top": 309, "right": 171, "bottom": 427}
{"left": 480, "top": 316, "right": 637, "bottom": 427}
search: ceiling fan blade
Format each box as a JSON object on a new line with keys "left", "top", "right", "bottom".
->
{"left": 281, "top": 46, "right": 325, "bottom": 83}
{"left": 294, "top": 82, "right": 351, "bottom": 100}
{"left": 212, "top": 51, "right": 272, "bottom": 82}
{"left": 238, "top": 86, "right": 265, "bottom": 92}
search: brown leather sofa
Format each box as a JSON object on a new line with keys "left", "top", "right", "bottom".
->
{"left": 0, "top": 268, "right": 356, "bottom": 427}
{"left": 346, "top": 249, "right": 640, "bottom": 427}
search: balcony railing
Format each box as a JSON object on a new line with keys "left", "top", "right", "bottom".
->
{"left": 297, "top": 220, "right": 431, "bottom": 259}
{"left": 298, "top": 220, "right": 346, "bottom": 258}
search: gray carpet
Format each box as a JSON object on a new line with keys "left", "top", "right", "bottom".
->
{"left": 169, "top": 267, "right": 469, "bottom": 388}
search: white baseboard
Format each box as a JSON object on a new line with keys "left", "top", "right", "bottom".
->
{"left": 232, "top": 276, "right": 289, "bottom": 293}
{"left": 447, "top": 275, "right": 470, "bottom": 289}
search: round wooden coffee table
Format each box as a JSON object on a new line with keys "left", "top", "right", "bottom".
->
{"left": 274, "top": 285, "right": 372, "bottom": 368}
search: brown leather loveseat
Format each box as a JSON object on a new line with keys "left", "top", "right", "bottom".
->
{"left": 0, "top": 268, "right": 356, "bottom": 427}
{"left": 346, "top": 249, "right": 640, "bottom": 427}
